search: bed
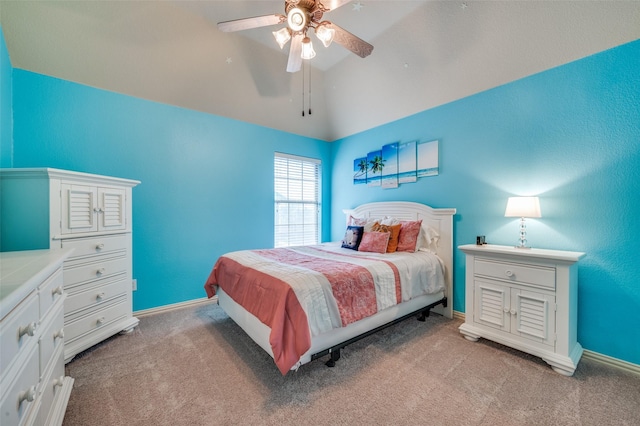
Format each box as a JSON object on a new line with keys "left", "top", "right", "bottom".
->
{"left": 204, "top": 201, "right": 456, "bottom": 374}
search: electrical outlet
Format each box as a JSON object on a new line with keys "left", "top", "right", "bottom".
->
{"left": 132, "top": 279, "right": 137, "bottom": 291}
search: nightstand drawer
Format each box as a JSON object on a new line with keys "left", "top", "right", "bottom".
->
{"left": 62, "top": 234, "right": 128, "bottom": 258}
{"left": 475, "top": 258, "right": 555, "bottom": 289}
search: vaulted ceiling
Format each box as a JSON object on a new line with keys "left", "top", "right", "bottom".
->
{"left": 2, "top": 1, "right": 639, "bottom": 141}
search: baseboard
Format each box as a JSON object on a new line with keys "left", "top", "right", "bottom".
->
{"left": 134, "top": 296, "right": 218, "bottom": 318}
{"left": 454, "top": 311, "right": 639, "bottom": 376}
{"left": 582, "top": 350, "right": 640, "bottom": 376}
{"left": 452, "top": 310, "right": 465, "bottom": 321}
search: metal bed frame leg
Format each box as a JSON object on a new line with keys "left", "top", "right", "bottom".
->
{"left": 325, "top": 348, "right": 341, "bottom": 367}
{"left": 314, "top": 297, "right": 448, "bottom": 368}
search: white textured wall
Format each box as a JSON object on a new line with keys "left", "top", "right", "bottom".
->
{"left": 2, "top": 1, "right": 639, "bottom": 141}
{"left": 324, "top": 1, "right": 640, "bottom": 140}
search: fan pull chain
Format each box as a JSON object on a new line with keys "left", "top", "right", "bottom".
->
{"left": 301, "top": 60, "right": 305, "bottom": 117}
{"left": 308, "top": 64, "right": 312, "bottom": 116}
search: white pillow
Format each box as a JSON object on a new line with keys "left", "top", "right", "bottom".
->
{"left": 348, "top": 215, "right": 379, "bottom": 232}
{"left": 418, "top": 225, "right": 440, "bottom": 254}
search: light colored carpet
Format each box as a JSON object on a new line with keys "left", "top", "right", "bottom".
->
{"left": 63, "top": 302, "right": 640, "bottom": 426}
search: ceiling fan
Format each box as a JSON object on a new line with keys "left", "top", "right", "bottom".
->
{"left": 218, "top": 0, "right": 374, "bottom": 73}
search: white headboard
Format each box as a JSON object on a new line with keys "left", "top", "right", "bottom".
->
{"left": 343, "top": 201, "right": 457, "bottom": 319}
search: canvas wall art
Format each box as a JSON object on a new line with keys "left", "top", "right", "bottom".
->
{"left": 353, "top": 140, "right": 438, "bottom": 188}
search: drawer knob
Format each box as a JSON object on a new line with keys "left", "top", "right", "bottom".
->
{"left": 510, "top": 309, "right": 517, "bottom": 316}
{"left": 96, "top": 316, "right": 106, "bottom": 326}
{"left": 54, "top": 329, "right": 65, "bottom": 340}
{"left": 53, "top": 376, "right": 65, "bottom": 388}
{"left": 96, "top": 243, "right": 105, "bottom": 250}
{"left": 52, "top": 286, "right": 64, "bottom": 296}
{"left": 96, "top": 292, "right": 106, "bottom": 301}
{"left": 96, "top": 267, "right": 106, "bottom": 275}
{"left": 18, "top": 386, "right": 37, "bottom": 404}
{"left": 505, "top": 270, "right": 514, "bottom": 277}
{"left": 19, "top": 322, "right": 37, "bottom": 338}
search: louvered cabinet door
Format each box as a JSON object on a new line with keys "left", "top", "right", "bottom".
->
{"left": 473, "top": 279, "right": 510, "bottom": 332}
{"left": 511, "top": 289, "right": 555, "bottom": 347}
{"left": 98, "top": 187, "right": 126, "bottom": 231}
{"left": 61, "top": 184, "right": 99, "bottom": 234}
{"left": 61, "top": 184, "right": 127, "bottom": 234}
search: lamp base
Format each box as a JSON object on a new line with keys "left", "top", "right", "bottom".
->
{"left": 514, "top": 245, "right": 532, "bottom": 249}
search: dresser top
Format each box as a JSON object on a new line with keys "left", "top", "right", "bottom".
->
{"left": 0, "top": 249, "right": 73, "bottom": 319}
{"left": 458, "top": 244, "right": 585, "bottom": 263}
{"left": 0, "top": 167, "right": 140, "bottom": 187}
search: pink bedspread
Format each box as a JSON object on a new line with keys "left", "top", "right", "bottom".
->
{"left": 204, "top": 254, "right": 311, "bottom": 375}
{"left": 204, "top": 245, "right": 440, "bottom": 375}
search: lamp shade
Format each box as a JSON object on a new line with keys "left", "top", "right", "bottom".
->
{"left": 315, "top": 24, "right": 335, "bottom": 47}
{"left": 504, "top": 197, "right": 541, "bottom": 218}
{"left": 301, "top": 37, "right": 316, "bottom": 59}
{"left": 272, "top": 27, "right": 291, "bottom": 49}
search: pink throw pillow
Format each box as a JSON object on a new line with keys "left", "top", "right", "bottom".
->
{"left": 396, "top": 220, "right": 422, "bottom": 252}
{"left": 358, "top": 231, "right": 391, "bottom": 254}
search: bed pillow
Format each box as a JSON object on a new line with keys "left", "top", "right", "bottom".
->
{"left": 371, "top": 222, "right": 402, "bottom": 253}
{"left": 417, "top": 225, "right": 441, "bottom": 254}
{"left": 358, "top": 231, "right": 391, "bottom": 254}
{"left": 348, "top": 216, "right": 379, "bottom": 232}
{"left": 396, "top": 220, "right": 423, "bottom": 252}
{"left": 341, "top": 225, "right": 364, "bottom": 250}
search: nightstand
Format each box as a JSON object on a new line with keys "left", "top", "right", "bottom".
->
{"left": 458, "top": 244, "right": 585, "bottom": 376}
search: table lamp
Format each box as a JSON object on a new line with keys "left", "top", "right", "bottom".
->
{"left": 504, "top": 196, "right": 541, "bottom": 248}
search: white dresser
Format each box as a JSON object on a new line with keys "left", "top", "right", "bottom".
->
{"left": 0, "top": 168, "right": 140, "bottom": 362}
{"left": 0, "top": 249, "right": 74, "bottom": 426}
{"left": 458, "top": 244, "right": 585, "bottom": 376}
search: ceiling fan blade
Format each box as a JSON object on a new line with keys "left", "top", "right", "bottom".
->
{"left": 322, "top": 0, "right": 352, "bottom": 11}
{"left": 286, "top": 34, "right": 303, "bottom": 73}
{"left": 218, "top": 14, "right": 286, "bottom": 32}
{"left": 326, "top": 23, "right": 373, "bottom": 58}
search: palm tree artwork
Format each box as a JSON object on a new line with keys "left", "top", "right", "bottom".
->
{"left": 369, "top": 155, "right": 386, "bottom": 174}
{"left": 366, "top": 150, "right": 384, "bottom": 186}
{"left": 353, "top": 157, "right": 368, "bottom": 185}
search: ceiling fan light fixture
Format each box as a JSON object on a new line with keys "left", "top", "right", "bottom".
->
{"left": 301, "top": 37, "right": 316, "bottom": 60}
{"left": 315, "top": 24, "right": 335, "bottom": 48}
{"left": 272, "top": 27, "right": 291, "bottom": 49}
{"left": 287, "top": 7, "right": 307, "bottom": 32}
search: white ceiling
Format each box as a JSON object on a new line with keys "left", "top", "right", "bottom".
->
{"left": 1, "top": 1, "right": 639, "bottom": 141}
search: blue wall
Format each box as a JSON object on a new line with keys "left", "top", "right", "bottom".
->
{"left": 0, "top": 25, "right": 12, "bottom": 167}
{"left": 3, "top": 20, "right": 638, "bottom": 366}
{"left": 9, "top": 70, "right": 332, "bottom": 311}
{"left": 331, "top": 40, "right": 640, "bottom": 365}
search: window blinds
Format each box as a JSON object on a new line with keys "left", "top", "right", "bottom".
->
{"left": 274, "top": 153, "right": 321, "bottom": 248}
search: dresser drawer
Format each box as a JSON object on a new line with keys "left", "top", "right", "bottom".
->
{"left": 475, "top": 259, "right": 556, "bottom": 289}
{"left": 64, "top": 297, "right": 129, "bottom": 344}
{"left": 39, "top": 303, "right": 65, "bottom": 377}
{"left": 65, "top": 275, "right": 130, "bottom": 316}
{"left": 0, "top": 291, "right": 39, "bottom": 384}
{"left": 38, "top": 267, "right": 64, "bottom": 319}
{"left": 0, "top": 343, "right": 40, "bottom": 426}
{"left": 64, "top": 255, "right": 129, "bottom": 289}
{"left": 61, "top": 234, "right": 129, "bottom": 258}
{"left": 35, "top": 345, "right": 66, "bottom": 426}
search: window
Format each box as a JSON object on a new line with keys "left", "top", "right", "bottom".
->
{"left": 274, "top": 153, "right": 321, "bottom": 247}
